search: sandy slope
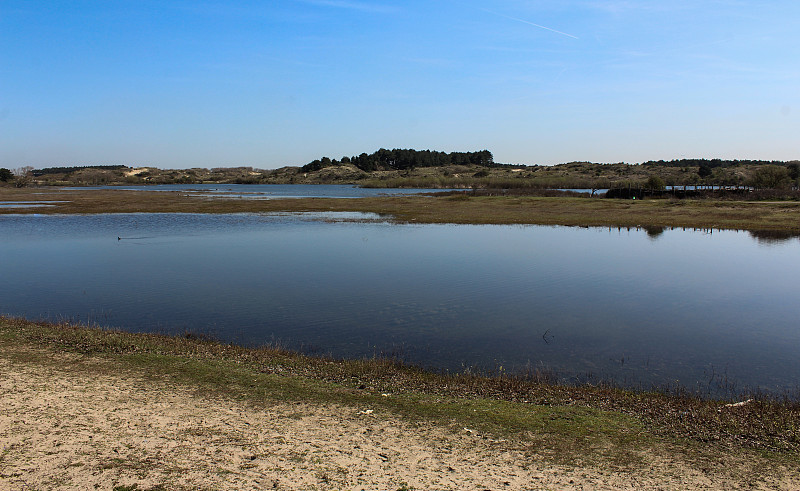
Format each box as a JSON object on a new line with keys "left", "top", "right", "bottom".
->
{"left": 1, "top": 352, "right": 796, "bottom": 490}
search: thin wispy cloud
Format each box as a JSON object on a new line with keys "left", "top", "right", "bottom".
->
{"left": 482, "top": 9, "right": 579, "bottom": 40}
{"left": 297, "top": 0, "right": 398, "bottom": 14}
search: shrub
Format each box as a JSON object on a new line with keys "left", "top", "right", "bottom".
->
{"left": 749, "top": 165, "right": 790, "bottom": 189}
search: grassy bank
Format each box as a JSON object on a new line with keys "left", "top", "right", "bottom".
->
{"left": 2, "top": 316, "right": 799, "bottom": 467}
{"left": 3, "top": 186, "right": 800, "bottom": 233}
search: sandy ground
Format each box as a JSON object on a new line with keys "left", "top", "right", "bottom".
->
{"left": 1, "top": 352, "right": 797, "bottom": 490}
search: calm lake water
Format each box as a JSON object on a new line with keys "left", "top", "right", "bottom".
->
{"left": 3, "top": 212, "right": 799, "bottom": 396}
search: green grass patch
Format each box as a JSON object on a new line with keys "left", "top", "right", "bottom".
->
{"left": 110, "top": 349, "right": 646, "bottom": 466}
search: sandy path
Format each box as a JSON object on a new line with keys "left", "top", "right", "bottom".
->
{"left": 0, "top": 352, "right": 796, "bottom": 490}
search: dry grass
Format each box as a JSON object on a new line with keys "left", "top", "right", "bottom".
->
{"left": 2, "top": 187, "right": 800, "bottom": 233}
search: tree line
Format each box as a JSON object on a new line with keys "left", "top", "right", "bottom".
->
{"left": 642, "top": 158, "right": 795, "bottom": 169}
{"left": 301, "top": 148, "right": 497, "bottom": 173}
{"left": 0, "top": 167, "right": 35, "bottom": 187}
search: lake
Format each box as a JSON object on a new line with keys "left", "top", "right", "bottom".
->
{"left": 2, "top": 212, "right": 799, "bottom": 396}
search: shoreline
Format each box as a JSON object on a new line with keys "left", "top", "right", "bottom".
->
{"left": 3, "top": 317, "right": 799, "bottom": 448}
{"left": 2, "top": 317, "right": 799, "bottom": 489}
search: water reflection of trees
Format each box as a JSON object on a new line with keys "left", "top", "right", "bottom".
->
{"left": 607, "top": 226, "right": 800, "bottom": 244}
{"left": 747, "top": 230, "right": 800, "bottom": 244}
{"left": 642, "top": 226, "right": 666, "bottom": 239}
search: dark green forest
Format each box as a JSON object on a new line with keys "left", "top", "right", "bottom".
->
{"left": 301, "top": 149, "right": 499, "bottom": 173}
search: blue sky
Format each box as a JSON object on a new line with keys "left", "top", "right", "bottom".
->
{"left": 2, "top": 1, "right": 798, "bottom": 168}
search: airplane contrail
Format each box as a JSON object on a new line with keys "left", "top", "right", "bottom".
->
{"left": 482, "top": 9, "right": 579, "bottom": 40}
